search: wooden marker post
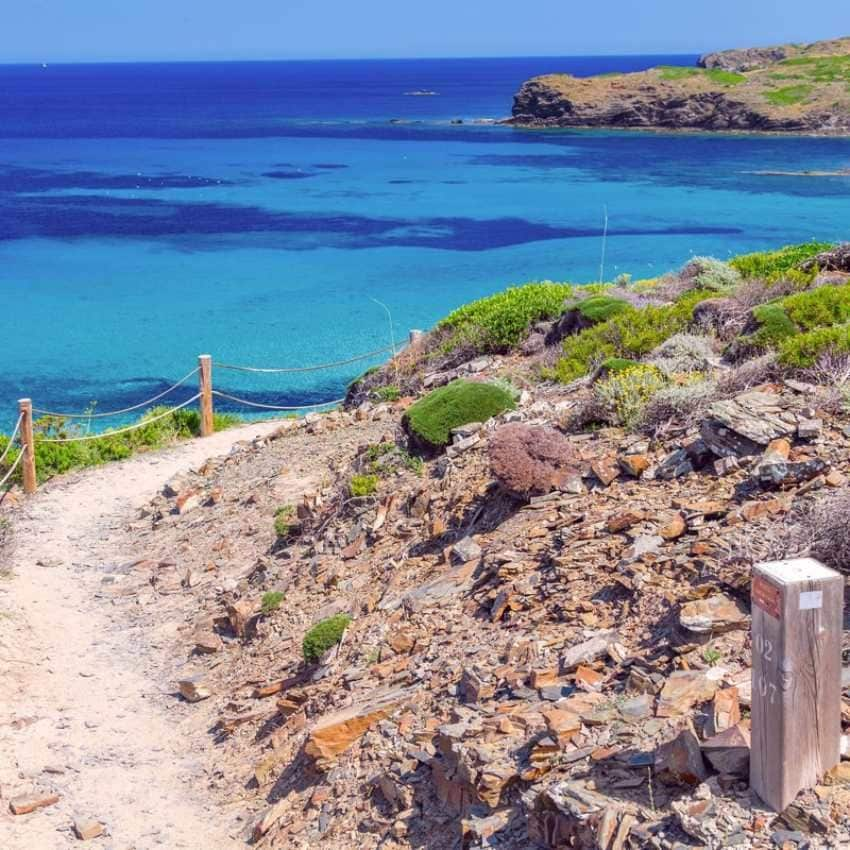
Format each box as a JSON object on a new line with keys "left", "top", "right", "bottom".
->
{"left": 751, "top": 558, "right": 843, "bottom": 811}
{"left": 198, "top": 355, "right": 214, "bottom": 438}
{"left": 409, "top": 329, "right": 424, "bottom": 345}
{"left": 18, "top": 398, "right": 37, "bottom": 495}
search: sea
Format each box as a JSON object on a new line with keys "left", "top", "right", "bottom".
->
{"left": 2, "top": 55, "right": 850, "bottom": 429}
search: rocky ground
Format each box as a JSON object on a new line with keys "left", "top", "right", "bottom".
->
{"left": 5, "top": 368, "right": 849, "bottom": 848}
{"left": 509, "top": 36, "right": 850, "bottom": 132}
{"left": 5, "top": 258, "right": 850, "bottom": 847}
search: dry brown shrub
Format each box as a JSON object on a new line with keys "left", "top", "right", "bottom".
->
{"left": 489, "top": 423, "right": 580, "bottom": 499}
{"left": 800, "top": 243, "right": 850, "bottom": 273}
{"left": 559, "top": 394, "right": 611, "bottom": 433}
{"left": 714, "top": 353, "right": 779, "bottom": 396}
{"left": 731, "top": 488, "right": 850, "bottom": 574}
{"left": 804, "top": 351, "right": 850, "bottom": 387}
{"left": 646, "top": 333, "right": 719, "bottom": 374}
{"left": 638, "top": 380, "right": 719, "bottom": 438}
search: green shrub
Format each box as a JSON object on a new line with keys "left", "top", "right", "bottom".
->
{"left": 594, "top": 365, "right": 667, "bottom": 430}
{"left": 549, "top": 290, "right": 712, "bottom": 383}
{"left": 782, "top": 283, "right": 850, "bottom": 331}
{"left": 437, "top": 281, "right": 572, "bottom": 354}
{"left": 363, "top": 442, "right": 423, "bottom": 476}
{"left": 647, "top": 333, "right": 717, "bottom": 374}
{"left": 576, "top": 295, "right": 631, "bottom": 323}
{"left": 600, "top": 357, "right": 641, "bottom": 375}
{"left": 0, "top": 405, "right": 240, "bottom": 487}
{"left": 375, "top": 385, "right": 401, "bottom": 402}
{"left": 274, "top": 505, "right": 295, "bottom": 538}
{"left": 750, "top": 303, "right": 798, "bottom": 346}
{"left": 748, "top": 284, "right": 850, "bottom": 350}
{"left": 403, "top": 453, "right": 425, "bottom": 475}
{"left": 302, "top": 614, "right": 352, "bottom": 663}
{"left": 730, "top": 242, "right": 831, "bottom": 280}
{"left": 261, "top": 591, "right": 285, "bottom": 615}
{"left": 403, "top": 380, "right": 515, "bottom": 449}
{"left": 778, "top": 324, "right": 850, "bottom": 368}
{"left": 638, "top": 380, "right": 719, "bottom": 436}
{"left": 685, "top": 257, "right": 741, "bottom": 292}
{"left": 349, "top": 473, "right": 379, "bottom": 497}
{"left": 365, "top": 442, "right": 394, "bottom": 463}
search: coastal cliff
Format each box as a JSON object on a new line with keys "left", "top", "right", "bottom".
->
{"left": 510, "top": 36, "right": 850, "bottom": 132}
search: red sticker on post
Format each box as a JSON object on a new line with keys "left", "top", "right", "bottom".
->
{"left": 752, "top": 575, "right": 782, "bottom": 620}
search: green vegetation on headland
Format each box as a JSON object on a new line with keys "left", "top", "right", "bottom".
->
{"left": 358, "top": 238, "right": 850, "bottom": 440}
{"left": 426, "top": 241, "right": 834, "bottom": 373}
{"left": 547, "top": 289, "right": 714, "bottom": 384}
{"left": 729, "top": 241, "right": 831, "bottom": 281}
{"left": 436, "top": 281, "right": 572, "bottom": 354}
{"left": 510, "top": 36, "right": 850, "bottom": 132}
{"left": 0, "top": 406, "right": 240, "bottom": 488}
{"left": 658, "top": 66, "right": 746, "bottom": 86}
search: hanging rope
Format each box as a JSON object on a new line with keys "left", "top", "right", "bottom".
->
{"left": 215, "top": 344, "right": 397, "bottom": 374}
{"left": 31, "top": 367, "right": 200, "bottom": 419}
{"left": 211, "top": 390, "right": 345, "bottom": 411}
{"left": 0, "top": 451, "right": 24, "bottom": 490}
{"left": 37, "top": 394, "right": 201, "bottom": 443}
{"left": 0, "top": 414, "right": 23, "bottom": 466}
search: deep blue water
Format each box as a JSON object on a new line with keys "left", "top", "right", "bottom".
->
{"left": 1, "top": 56, "right": 850, "bottom": 429}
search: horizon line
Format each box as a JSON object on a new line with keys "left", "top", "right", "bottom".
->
{"left": 0, "top": 49, "right": 707, "bottom": 68}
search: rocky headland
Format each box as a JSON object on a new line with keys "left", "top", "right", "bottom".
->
{"left": 510, "top": 36, "right": 850, "bottom": 133}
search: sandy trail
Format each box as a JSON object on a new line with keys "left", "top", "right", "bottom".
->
{"left": 0, "top": 421, "right": 285, "bottom": 849}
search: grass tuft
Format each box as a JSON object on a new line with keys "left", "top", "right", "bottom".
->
{"left": 260, "top": 591, "right": 285, "bottom": 615}
{"left": 302, "top": 614, "right": 352, "bottom": 663}
{"left": 576, "top": 295, "right": 631, "bottom": 323}
{"left": 349, "top": 473, "right": 379, "bottom": 497}
{"left": 274, "top": 505, "right": 295, "bottom": 539}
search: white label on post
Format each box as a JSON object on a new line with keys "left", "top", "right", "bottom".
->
{"left": 799, "top": 591, "right": 823, "bottom": 610}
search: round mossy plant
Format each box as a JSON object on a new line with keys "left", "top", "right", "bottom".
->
{"left": 403, "top": 379, "right": 515, "bottom": 450}
{"left": 302, "top": 614, "right": 352, "bottom": 663}
{"left": 598, "top": 356, "right": 641, "bottom": 376}
{"left": 576, "top": 295, "right": 630, "bottom": 324}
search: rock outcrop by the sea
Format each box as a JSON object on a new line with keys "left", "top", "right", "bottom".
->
{"left": 510, "top": 36, "right": 850, "bottom": 133}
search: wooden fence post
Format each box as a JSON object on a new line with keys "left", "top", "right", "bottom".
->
{"left": 18, "top": 398, "right": 37, "bottom": 494}
{"left": 198, "top": 355, "right": 214, "bottom": 438}
{"left": 751, "top": 558, "right": 843, "bottom": 811}
{"left": 409, "top": 329, "right": 424, "bottom": 345}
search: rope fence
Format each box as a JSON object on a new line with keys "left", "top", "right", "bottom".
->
{"left": 215, "top": 343, "right": 398, "bottom": 374}
{"left": 37, "top": 394, "right": 202, "bottom": 443}
{"left": 0, "top": 451, "right": 24, "bottom": 491}
{"left": 1, "top": 331, "right": 423, "bottom": 496}
{"left": 211, "top": 390, "right": 347, "bottom": 411}
{"left": 0, "top": 413, "right": 23, "bottom": 467}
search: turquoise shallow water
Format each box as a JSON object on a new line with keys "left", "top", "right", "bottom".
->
{"left": 1, "top": 57, "right": 850, "bottom": 428}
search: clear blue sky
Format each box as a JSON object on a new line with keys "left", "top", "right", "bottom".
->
{"left": 3, "top": 0, "right": 848, "bottom": 63}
